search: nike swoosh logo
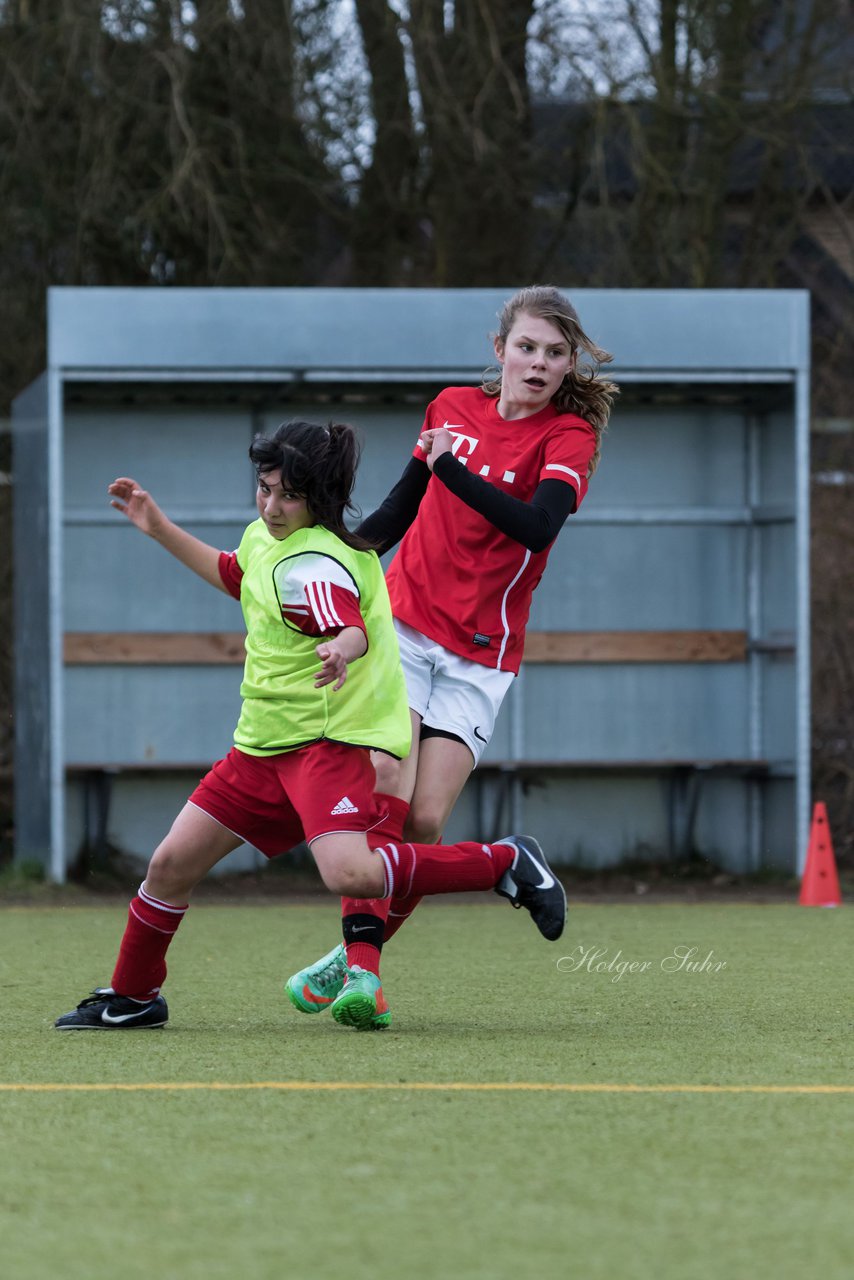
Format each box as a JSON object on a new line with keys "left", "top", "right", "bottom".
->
{"left": 351, "top": 925, "right": 375, "bottom": 933}
{"left": 301, "top": 985, "right": 334, "bottom": 1006}
{"left": 473, "top": 726, "right": 487, "bottom": 744}
{"left": 101, "top": 1008, "right": 152, "bottom": 1025}
{"left": 511, "top": 843, "right": 556, "bottom": 891}
{"left": 531, "top": 864, "right": 556, "bottom": 890}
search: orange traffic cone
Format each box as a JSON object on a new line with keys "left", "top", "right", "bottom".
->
{"left": 799, "top": 802, "right": 842, "bottom": 907}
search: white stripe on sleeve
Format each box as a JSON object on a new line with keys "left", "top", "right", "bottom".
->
{"left": 306, "top": 580, "right": 344, "bottom": 631}
{"left": 544, "top": 463, "right": 581, "bottom": 487}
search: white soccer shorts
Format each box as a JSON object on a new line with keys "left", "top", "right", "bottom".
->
{"left": 393, "top": 619, "right": 514, "bottom": 765}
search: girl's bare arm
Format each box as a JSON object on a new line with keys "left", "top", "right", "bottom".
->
{"left": 108, "top": 477, "right": 230, "bottom": 594}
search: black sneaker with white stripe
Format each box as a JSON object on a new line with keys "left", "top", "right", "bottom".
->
{"left": 494, "top": 835, "right": 567, "bottom": 941}
{"left": 54, "top": 987, "right": 168, "bottom": 1030}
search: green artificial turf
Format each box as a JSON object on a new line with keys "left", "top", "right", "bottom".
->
{"left": 2, "top": 899, "right": 854, "bottom": 1279}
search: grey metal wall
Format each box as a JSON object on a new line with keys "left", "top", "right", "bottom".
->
{"left": 12, "top": 374, "right": 52, "bottom": 865}
{"left": 12, "top": 287, "right": 810, "bottom": 880}
{"left": 476, "top": 394, "right": 798, "bottom": 871}
{"left": 55, "top": 392, "right": 796, "bottom": 873}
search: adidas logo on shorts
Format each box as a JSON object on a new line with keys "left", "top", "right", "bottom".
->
{"left": 331, "top": 796, "right": 359, "bottom": 816}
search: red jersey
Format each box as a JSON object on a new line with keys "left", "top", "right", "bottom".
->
{"left": 385, "top": 386, "right": 596, "bottom": 674}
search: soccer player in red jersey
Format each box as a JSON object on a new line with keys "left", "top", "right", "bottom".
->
{"left": 287, "top": 285, "right": 618, "bottom": 1028}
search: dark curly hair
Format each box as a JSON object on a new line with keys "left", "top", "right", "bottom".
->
{"left": 249, "top": 420, "right": 373, "bottom": 551}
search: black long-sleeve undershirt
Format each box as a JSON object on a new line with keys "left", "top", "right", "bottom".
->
{"left": 357, "top": 453, "right": 577, "bottom": 555}
{"left": 356, "top": 457, "right": 431, "bottom": 554}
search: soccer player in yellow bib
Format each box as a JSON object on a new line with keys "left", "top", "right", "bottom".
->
{"left": 55, "top": 419, "right": 565, "bottom": 1032}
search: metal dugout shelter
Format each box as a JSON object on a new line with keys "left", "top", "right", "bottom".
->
{"left": 13, "top": 287, "right": 810, "bottom": 883}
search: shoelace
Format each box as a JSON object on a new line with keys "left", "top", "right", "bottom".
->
{"left": 342, "top": 967, "right": 375, "bottom": 988}
{"left": 77, "top": 989, "right": 153, "bottom": 1010}
{"left": 313, "top": 961, "right": 349, "bottom": 992}
{"left": 77, "top": 990, "right": 114, "bottom": 1009}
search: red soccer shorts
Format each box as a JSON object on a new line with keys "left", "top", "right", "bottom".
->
{"left": 188, "top": 743, "right": 388, "bottom": 857}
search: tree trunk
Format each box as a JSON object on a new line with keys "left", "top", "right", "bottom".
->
{"left": 408, "top": 0, "right": 536, "bottom": 284}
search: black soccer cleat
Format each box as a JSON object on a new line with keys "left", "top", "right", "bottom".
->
{"left": 55, "top": 987, "right": 168, "bottom": 1030}
{"left": 494, "top": 835, "right": 567, "bottom": 941}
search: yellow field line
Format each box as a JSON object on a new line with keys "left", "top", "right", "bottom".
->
{"left": 2, "top": 1081, "right": 853, "bottom": 1094}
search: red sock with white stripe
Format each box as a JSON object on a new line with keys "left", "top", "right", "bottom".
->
{"left": 340, "top": 795, "right": 410, "bottom": 976}
{"left": 110, "top": 882, "right": 188, "bottom": 1001}
{"left": 375, "top": 840, "right": 514, "bottom": 899}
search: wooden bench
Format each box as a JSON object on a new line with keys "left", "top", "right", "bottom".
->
{"left": 472, "top": 758, "right": 779, "bottom": 858}
{"left": 65, "top": 629, "right": 753, "bottom": 665}
{"left": 67, "top": 756, "right": 780, "bottom": 866}
{"left": 66, "top": 762, "right": 215, "bottom": 868}
{"left": 64, "top": 628, "right": 788, "bottom": 862}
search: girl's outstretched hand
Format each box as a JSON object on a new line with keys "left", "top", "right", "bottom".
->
{"left": 108, "top": 477, "right": 166, "bottom": 537}
{"left": 314, "top": 640, "right": 348, "bottom": 691}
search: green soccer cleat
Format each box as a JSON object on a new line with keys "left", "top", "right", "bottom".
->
{"left": 285, "top": 943, "right": 349, "bottom": 1014}
{"left": 330, "top": 966, "right": 392, "bottom": 1031}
